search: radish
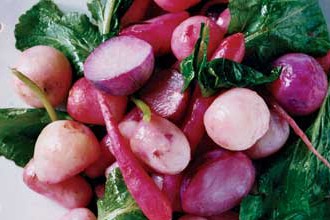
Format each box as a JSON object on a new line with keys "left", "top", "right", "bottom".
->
{"left": 94, "top": 184, "right": 105, "bottom": 199}
{"left": 181, "top": 150, "right": 255, "bottom": 216}
{"left": 139, "top": 68, "right": 190, "bottom": 121}
{"left": 216, "top": 8, "right": 231, "bottom": 34}
{"left": 60, "top": 208, "right": 96, "bottom": 220}
{"left": 23, "top": 160, "right": 92, "bottom": 209}
{"left": 97, "top": 92, "right": 173, "bottom": 220}
{"left": 33, "top": 120, "right": 101, "bottom": 184}
{"left": 67, "top": 77, "right": 127, "bottom": 125}
{"left": 171, "top": 16, "right": 224, "bottom": 60}
{"left": 13, "top": 45, "right": 72, "bottom": 108}
{"left": 179, "top": 212, "right": 239, "bottom": 220}
{"left": 153, "top": 0, "right": 201, "bottom": 12}
{"left": 121, "top": 0, "right": 151, "bottom": 27}
{"left": 204, "top": 88, "right": 270, "bottom": 151}
{"left": 268, "top": 53, "right": 328, "bottom": 116}
{"left": 85, "top": 135, "right": 116, "bottom": 178}
{"left": 84, "top": 36, "right": 154, "bottom": 96}
{"left": 179, "top": 215, "right": 207, "bottom": 220}
{"left": 121, "top": 12, "right": 189, "bottom": 56}
{"left": 211, "top": 33, "right": 245, "bottom": 63}
{"left": 245, "top": 109, "right": 290, "bottom": 159}
{"left": 316, "top": 50, "right": 330, "bottom": 73}
{"left": 200, "top": 0, "right": 229, "bottom": 21}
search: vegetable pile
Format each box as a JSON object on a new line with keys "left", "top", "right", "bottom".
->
{"left": 1, "top": 0, "right": 330, "bottom": 219}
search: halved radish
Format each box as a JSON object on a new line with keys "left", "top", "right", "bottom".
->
{"left": 84, "top": 36, "right": 154, "bottom": 96}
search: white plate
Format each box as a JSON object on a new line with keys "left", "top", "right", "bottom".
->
{"left": 0, "top": 1, "right": 329, "bottom": 220}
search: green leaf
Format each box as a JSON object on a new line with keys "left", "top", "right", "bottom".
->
{"left": 15, "top": 0, "right": 102, "bottom": 76}
{"left": 87, "top": 0, "right": 133, "bottom": 40}
{"left": 228, "top": 0, "right": 330, "bottom": 63}
{"left": 97, "top": 167, "right": 147, "bottom": 220}
{"left": 240, "top": 87, "right": 330, "bottom": 220}
{"left": 180, "top": 24, "right": 280, "bottom": 97}
{"left": 0, "top": 108, "right": 69, "bottom": 167}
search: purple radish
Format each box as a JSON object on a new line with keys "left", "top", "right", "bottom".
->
{"left": 84, "top": 36, "right": 155, "bottom": 96}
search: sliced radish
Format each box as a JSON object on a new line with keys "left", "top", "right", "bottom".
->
{"left": 84, "top": 36, "right": 154, "bottom": 96}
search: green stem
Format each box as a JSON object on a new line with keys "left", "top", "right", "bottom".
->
{"left": 102, "top": 0, "right": 116, "bottom": 36}
{"left": 11, "top": 68, "right": 58, "bottom": 122}
{"left": 131, "top": 97, "right": 151, "bottom": 122}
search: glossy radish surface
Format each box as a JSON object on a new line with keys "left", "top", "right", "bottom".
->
{"left": 268, "top": 53, "right": 328, "bottom": 116}
{"left": 211, "top": 33, "right": 245, "bottom": 62}
{"left": 216, "top": 8, "right": 231, "bottom": 34}
{"left": 60, "top": 208, "right": 96, "bottom": 220}
{"left": 316, "top": 50, "right": 330, "bottom": 73}
{"left": 14, "top": 45, "right": 72, "bottom": 107}
{"left": 130, "top": 114, "right": 191, "bottom": 175}
{"left": 245, "top": 109, "right": 290, "bottom": 159}
{"left": 85, "top": 135, "right": 116, "bottom": 178}
{"left": 33, "top": 120, "right": 101, "bottom": 183}
{"left": 153, "top": 0, "right": 201, "bottom": 12}
{"left": 121, "top": 0, "right": 151, "bottom": 27}
{"left": 171, "top": 16, "right": 224, "bottom": 60}
{"left": 67, "top": 77, "right": 127, "bottom": 125}
{"left": 84, "top": 36, "right": 154, "bottom": 96}
{"left": 121, "top": 12, "right": 189, "bottom": 56}
{"left": 181, "top": 150, "right": 255, "bottom": 216}
{"left": 23, "top": 160, "right": 92, "bottom": 209}
{"left": 204, "top": 88, "right": 270, "bottom": 151}
{"left": 98, "top": 92, "right": 173, "bottom": 220}
{"left": 139, "top": 68, "right": 190, "bottom": 121}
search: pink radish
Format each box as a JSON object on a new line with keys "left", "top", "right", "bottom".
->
{"left": 211, "top": 33, "right": 245, "bottom": 62}
{"left": 60, "top": 208, "right": 96, "bottom": 220}
{"left": 94, "top": 184, "right": 105, "bottom": 199}
{"left": 200, "top": 0, "right": 229, "bottom": 21}
{"left": 216, "top": 8, "right": 231, "bottom": 34}
{"left": 245, "top": 109, "right": 290, "bottom": 159}
{"left": 121, "top": 12, "right": 189, "bottom": 56}
{"left": 153, "top": 0, "right": 201, "bottom": 12}
{"left": 121, "top": 0, "right": 151, "bottom": 27}
{"left": 139, "top": 68, "right": 190, "bottom": 121}
{"left": 181, "top": 150, "right": 255, "bottom": 216}
{"left": 85, "top": 135, "right": 116, "bottom": 178}
{"left": 23, "top": 160, "right": 92, "bottom": 209}
{"left": 13, "top": 45, "right": 72, "bottom": 107}
{"left": 171, "top": 16, "right": 224, "bottom": 60}
{"left": 316, "top": 50, "right": 330, "bottom": 73}
{"left": 84, "top": 36, "right": 154, "bottom": 96}
{"left": 204, "top": 88, "right": 270, "bottom": 151}
{"left": 97, "top": 92, "right": 173, "bottom": 220}
{"left": 33, "top": 120, "right": 101, "bottom": 184}
{"left": 67, "top": 77, "right": 127, "bottom": 125}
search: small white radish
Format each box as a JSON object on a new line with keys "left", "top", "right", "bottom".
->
{"left": 129, "top": 115, "right": 191, "bottom": 175}
{"left": 23, "top": 160, "right": 92, "bottom": 209}
{"left": 204, "top": 88, "right": 270, "bottom": 151}
{"left": 34, "top": 120, "right": 101, "bottom": 184}
{"left": 84, "top": 36, "right": 154, "bottom": 96}
{"left": 14, "top": 45, "right": 72, "bottom": 107}
{"left": 59, "top": 208, "right": 96, "bottom": 220}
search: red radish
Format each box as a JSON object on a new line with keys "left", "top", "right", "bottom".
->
{"left": 94, "top": 184, "right": 105, "bottom": 199}
{"left": 179, "top": 216, "right": 207, "bottom": 220}
{"left": 129, "top": 114, "right": 191, "bottom": 175}
{"left": 33, "top": 120, "right": 101, "bottom": 184}
{"left": 23, "top": 160, "right": 92, "bottom": 209}
{"left": 245, "top": 109, "right": 290, "bottom": 159}
{"left": 181, "top": 85, "right": 215, "bottom": 155}
{"left": 13, "top": 45, "right": 72, "bottom": 107}
{"left": 179, "top": 212, "right": 239, "bottom": 220}
{"left": 145, "top": 1, "right": 167, "bottom": 19}
{"left": 67, "top": 77, "right": 127, "bottom": 125}
{"left": 181, "top": 150, "right": 255, "bottom": 216}
{"left": 121, "top": 0, "right": 151, "bottom": 27}
{"left": 171, "top": 16, "right": 224, "bottom": 60}
{"left": 200, "top": 0, "right": 229, "bottom": 21}
{"left": 97, "top": 92, "right": 172, "bottom": 220}
{"left": 268, "top": 53, "right": 328, "bottom": 116}
{"left": 121, "top": 12, "right": 189, "bottom": 56}
{"left": 153, "top": 0, "right": 201, "bottom": 12}
{"left": 85, "top": 135, "right": 116, "bottom": 178}
{"left": 139, "top": 68, "right": 190, "bottom": 121}
{"left": 84, "top": 36, "right": 154, "bottom": 96}
{"left": 204, "top": 88, "right": 270, "bottom": 151}
{"left": 216, "top": 8, "right": 231, "bottom": 34}
{"left": 60, "top": 208, "right": 96, "bottom": 220}
{"left": 316, "top": 50, "right": 330, "bottom": 73}
{"left": 194, "top": 134, "right": 220, "bottom": 156}
{"left": 211, "top": 33, "right": 245, "bottom": 62}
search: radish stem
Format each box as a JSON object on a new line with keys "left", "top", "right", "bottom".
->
{"left": 131, "top": 97, "right": 151, "bottom": 122}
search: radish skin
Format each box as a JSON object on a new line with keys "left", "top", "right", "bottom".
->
{"left": 23, "top": 160, "right": 92, "bottom": 209}
{"left": 84, "top": 36, "right": 154, "bottom": 96}
{"left": 60, "top": 208, "right": 96, "bottom": 220}
{"left": 153, "top": 0, "right": 201, "bottom": 12}
{"left": 216, "top": 8, "right": 231, "bottom": 34}
{"left": 121, "top": 0, "right": 151, "bottom": 27}
{"left": 211, "top": 33, "right": 245, "bottom": 62}
{"left": 97, "top": 92, "right": 172, "bottom": 220}
{"left": 316, "top": 50, "right": 330, "bottom": 73}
